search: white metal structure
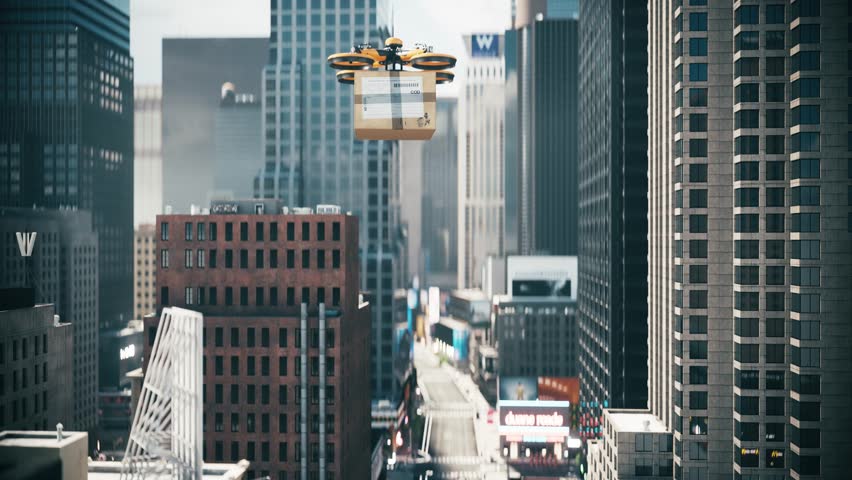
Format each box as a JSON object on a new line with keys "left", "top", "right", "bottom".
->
{"left": 121, "top": 307, "right": 203, "bottom": 480}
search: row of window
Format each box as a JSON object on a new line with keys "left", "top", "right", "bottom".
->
{"left": 734, "top": 369, "right": 785, "bottom": 390}
{"left": 163, "top": 220, "right": 341, "bottom": 243}
{"left": 202, "top": 326, "right": 334, "bottom": 350}
{"left": 203, "top": 383, "right": 334, "bottom": 408}
{"left": 0, "top": 364, "right": 49, "bottom": 395}
{"left": 206, "top": 411, "right": 336, "bottom": 437}
{"left": 0, "top": 391, "right": 49, "bottom": 424}
{"left": 208, "top": 438, "right": 335, "bottom": 467}
{"left": 164, "top": 248, "right": 342, "bottom": 270}
{"left": 166, "top": 285, "right": 341, "bottom": 308}
{"left": 0, "top": 336, "right": 49, "bottom": 364}
{"left": 203, "top": 355, "right": 335, "bottom": 377}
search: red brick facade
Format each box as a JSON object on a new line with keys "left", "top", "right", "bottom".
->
{"left": 145, "top": 212, "right": 371, "bottom": 480}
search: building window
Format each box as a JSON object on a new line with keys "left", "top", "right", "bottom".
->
{"left": 270, "top": 249, "right": 278, "bottom": 268}
{"left": 302, "top": 222, "right": 310, "bottom": 240}
{"left": 225, "top": 249, "right": 233, "bottom": 268}
{"left": 185, "top": 287, "right": 193, "bottom": 305}
{"left": 287, "top": 222, "right": 295, "bottom": 240}
{"left": 240, "top": 222, "right": 249, "bottom": 241}
{"left": 256, "top": 222, "right": 264, "bottom": 241}
{"left": 287, "top": 249, "right": 295, "bottom": 268}
{"left": 240, "top": 287, "right": 248, "bottom": 306}
{"left": 240, "top": 249, "right": 248, "bottom": 268}
{"left": 161, "top": 287, "right": 169, "bottom": 305}
{"left": 161, "top": 222, "right": 169, "bottom": 241}
{"left": 161, "top": 249, "right": 170, "bottom": 268}
{"left": 184, "top": 249, "right": 193, "bottom": 268}
{"left": 225, "top": 222, "right": 233, "bottom": 241}
{"left": 197, "top": 249, "right": 205, "bottom": 268}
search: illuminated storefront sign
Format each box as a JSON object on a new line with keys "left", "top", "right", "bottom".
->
{"left": 498, "top": 400, "right": 571, "bottom": 436}
{"left": 120, "top": 344, "right": 136, "bottom": 360}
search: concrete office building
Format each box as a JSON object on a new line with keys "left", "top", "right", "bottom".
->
{"left": 0, "top": 208, "right": 98, "bottom": 431}
{"left": 458, "top": 33, "right": 505, "bottom": 288}
{"left": 161, "top": 37, "right": 267, "bottom": 212}
{"left": 493, "top": 296, "right": 577, "bottom": 378}
{"left": 0, "top": 0, "right": 134, "bottom": 333}
{"left": 0, "top": 299, "right": 72, "bottom": 431}
{"left": 506, "top": 1, "right": 579, "bottom": 256}
{"left": 149, "top": 199, "right": 371, "bottom": 480}
{"left": 134, "top": 85, "right": 162, "bottom": 227}
{"left": 587, "top": 410, "right": 672, "bottom": 480}
{"left": 213, "top": 84, "right": 261, "bottom": 201}
{"left": 133, "top": 224, "right": 157, "bottom": 322}
{"left": 577, "top": 0, "right": 649, "bottom": 423}
{"left": 493, "top": 256, "right": 580, "bottom": 377}
{"left": 256, "top": 0, "right": 399, "bottom": 400}
{"left": 640, "top": 1, "right": 852, "bottom": 478}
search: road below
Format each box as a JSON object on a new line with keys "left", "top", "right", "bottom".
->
{"left": 414, "top": 343, "right": 502, "bottom": 479}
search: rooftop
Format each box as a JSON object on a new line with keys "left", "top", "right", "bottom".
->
{"left": 88, "top": 460, "right": 249, "bottom": 480}
{"left": 0, "top": 430, "right": 87, "bottom": 450}
{"left": 605, "top": 409, "right": 669, "bottom": 433}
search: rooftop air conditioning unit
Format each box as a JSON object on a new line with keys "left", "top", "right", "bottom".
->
{"left": 292, "top": 207, "right": 313, "bottom": 215}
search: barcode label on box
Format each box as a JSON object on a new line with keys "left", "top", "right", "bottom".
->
{"left": 361, "top": 76, "right": 424, "bottom": 119}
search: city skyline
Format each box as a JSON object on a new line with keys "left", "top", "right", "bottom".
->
{"left": 2, "top": 0, "right": 852, "bottom": 479}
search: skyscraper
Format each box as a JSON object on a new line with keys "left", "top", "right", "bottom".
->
{"left": 505, "top": 0, "right": 579, "bottom": 258}
{"left": 0, "top": 208, "right": 99, "bottom": 431}
{"left": 258, "top": 0, "right": 399, "bottom": 399}
{"left": 421, "top": 99, "right": 458, "bottom": 288}
{"left": 458, "top": 33, "right": 505, "bottom": 288}
{"left": 577, "top": 0, "right": 649, "bottom": 419}
{"left": 161, "top": 37, "right": 267, "bottom": 212}
{"left": 134, "top": 85, "right": 162, "bottom": 227}
{"left": 646, "top": 1, "right": 852, "bottom": 477}
{"left": 212, "top": 83, "right": 261, "bottom": 201}
{"left": 0, "top": 0, "right": 134, "bottom": 333}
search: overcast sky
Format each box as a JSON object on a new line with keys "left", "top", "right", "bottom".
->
{"left": 130, "top": 0, "right": 510, "bottom": 95}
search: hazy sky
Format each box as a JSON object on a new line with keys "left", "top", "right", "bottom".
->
{"left": 130, "top": 0, "right": 510, "bottom": 95}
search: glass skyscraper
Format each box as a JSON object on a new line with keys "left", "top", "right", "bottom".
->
{"left": 577, "top": 0, "right": 649, "bottom": 423}
{"left": 0, "top": 0, "right": 134, "bottom": 431}
{"left": 258, "top": 0, "right": 398, "bottom": 399}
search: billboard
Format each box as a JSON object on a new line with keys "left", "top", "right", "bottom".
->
{"left": 506, "top": 256, "right": 578, "bottom": 299}
{"left": 471, "top": 34, "right": 500, "bottom": 58}
{"left": 498, "top": 376, "right": 579, "bottom": 404}
{"left": 499, "top": 376, "right": 539, "bottom": 401}
{"left": 499, "top": 402, "right": 572, "bottom": 428}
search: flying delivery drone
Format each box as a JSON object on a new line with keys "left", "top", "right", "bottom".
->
{"left": 327, "top": 37, "right": 457, "bottom": 140}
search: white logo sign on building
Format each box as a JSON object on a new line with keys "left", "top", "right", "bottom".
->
{"left": 16, "top": 232, "right": 37, "bottom": 257}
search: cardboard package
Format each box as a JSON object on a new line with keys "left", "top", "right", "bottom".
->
{"left": 353, "top": 70, "right": 437, "bottom": 140}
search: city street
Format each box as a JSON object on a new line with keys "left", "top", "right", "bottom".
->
{"left": 413, "top": 342, "right": 505, "bottom": 479}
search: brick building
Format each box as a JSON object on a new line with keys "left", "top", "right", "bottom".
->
{"left": 146, "top": 200, "right": 371, "bottom": 480}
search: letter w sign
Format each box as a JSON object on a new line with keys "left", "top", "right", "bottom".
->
{"left": 16, "top": 232, "right": 37, "bottom": 257}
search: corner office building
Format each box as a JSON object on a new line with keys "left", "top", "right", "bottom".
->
{"left": 642, "top": 1, "right": 852, "bottom": 478}
{"left": 149, "top": 199, "right": 371, "bottom": 480}
{"left": 577, "top": 0, "right": 649, "bottom": 418}
{"left": 0, "top": 208, "right": 98, "bottom": 431}
{"left": 0, "top": 0, "right": 134, "bottom": 332}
